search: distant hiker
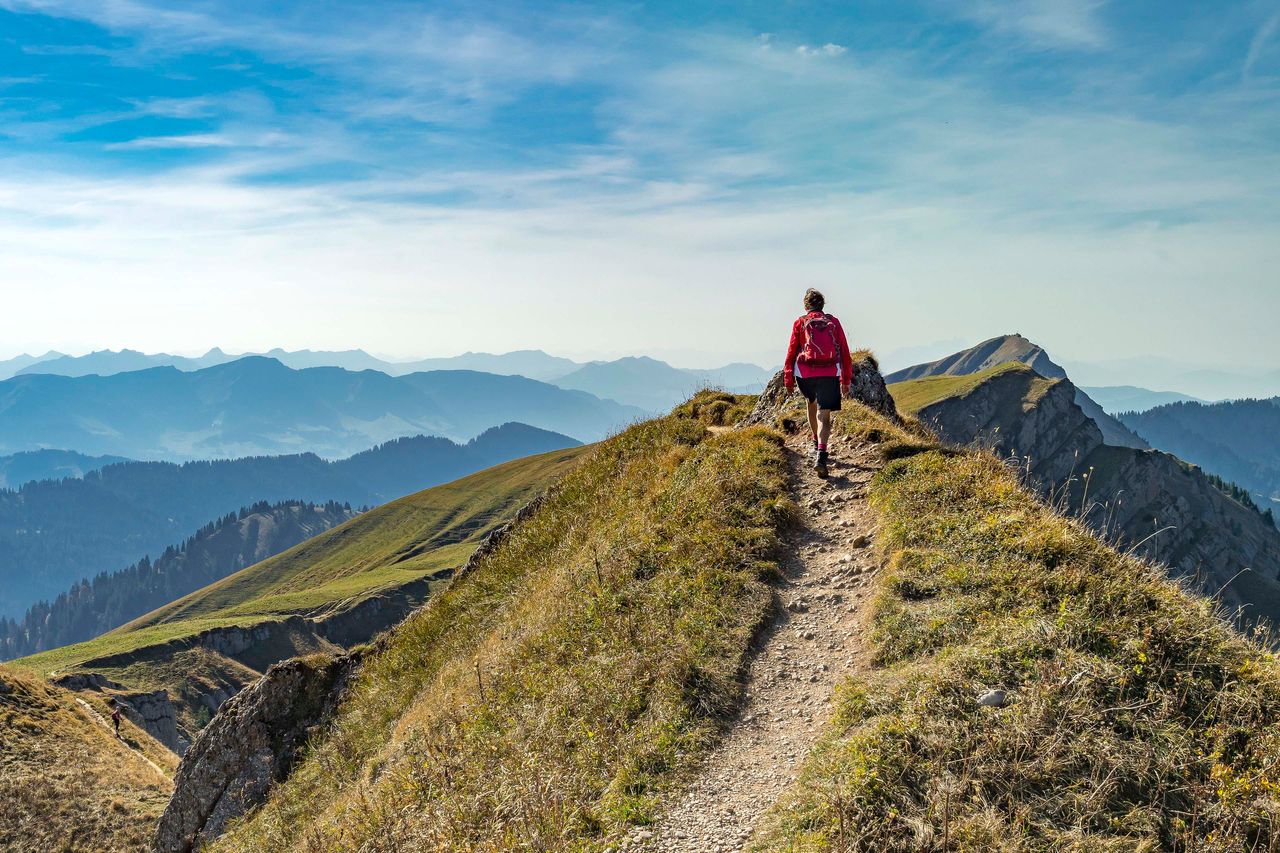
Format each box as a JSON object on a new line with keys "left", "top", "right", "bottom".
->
{"left": 783, "top": 288, "right": 852, "bottom": 478}
{"left": 110, "top": 700, "right": 122, "bottom": 736}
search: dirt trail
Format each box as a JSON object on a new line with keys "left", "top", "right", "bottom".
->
{"left": 627, "top": 432, "right": 882, "bottom": 852}
{"left": 73, "top": 695, "right": 168, "bottom": 778}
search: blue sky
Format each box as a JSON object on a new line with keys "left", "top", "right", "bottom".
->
{"left": 0, "top": 0, "right": 1278, "bottom": 370}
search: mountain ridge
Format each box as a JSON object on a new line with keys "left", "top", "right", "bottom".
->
{"left": 885, "top": 333, "right": 1149, "bottom": 450}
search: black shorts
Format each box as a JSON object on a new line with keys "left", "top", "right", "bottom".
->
{"left": 797, "top": 376, "right": 842, "bottom": 410}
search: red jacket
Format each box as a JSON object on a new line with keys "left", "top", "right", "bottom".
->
{"left": 784, "top": 311, "right": 853, "bottom": 389}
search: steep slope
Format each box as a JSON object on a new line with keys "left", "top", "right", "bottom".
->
{"left": 0, "top": 357, "right": 637, "bottom": 460}
{"left": 1118, "top": 397, "right": 1280, "bottom": 507}
{"left": 0, "top": 662, "right": 176, "bottom": 853}
{"left": 0, "top": 448, "right": 131, "bottom": 488}
{"left": 14, "top": 447, "right": 585, "bottom": 744}
{"left": 1081, "top": 384, "right": 1205, "bottom": 414}
{"left": 885, "top": 334, "right": 1148, "bottom": 450}
{"left": 892, "top": 363, "right": 1280, "bottom": 628}
{"left": 0, "top": 500, "right": 359, "bottom": 659}
{"left": 152, "top": 391, "right": 790, "bottom": 852}
{"left": 752, "top": 398, "right": 1280, "bottom": 852}
{"left": 0, "top": 423, "right": 578, "bottom": 619}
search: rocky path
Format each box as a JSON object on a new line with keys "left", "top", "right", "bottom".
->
{"left": 626, "top": 432, "right": 882, "bottom": 852}
{"left": 73, "top": 695, "right": 168, "bottom": 778}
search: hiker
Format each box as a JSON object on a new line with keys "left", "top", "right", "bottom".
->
{"left": 110, "top": 700, "right": 122, "bottom": 737}
{"left": 783, "top": 288, "right": 852, "bottom": 478}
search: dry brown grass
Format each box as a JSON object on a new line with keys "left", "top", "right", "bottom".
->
{"left": 0, "top": 664, "right": 173, "bottom": 853}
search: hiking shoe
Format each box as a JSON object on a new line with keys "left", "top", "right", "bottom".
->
{"left": 815, "top": 450, "right": 829, "bottom": 479}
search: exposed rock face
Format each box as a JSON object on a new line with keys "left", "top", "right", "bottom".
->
{"left": 741, "top": 360, "right": 899, "bottom": 428}
{"left": 915, "top": 365, "right": 1280, "bottom": 630}
{"left": 152, "top": 653, "right": 362, "bottom": 853}
{"left": 886, "top": 333, "right": 1148, "bottom": 450}
{"left": 916, "top": 368, "right": 1101, "bottom": 486}
{"left": 120, "top": 689, "right": 182, "bottom": 754}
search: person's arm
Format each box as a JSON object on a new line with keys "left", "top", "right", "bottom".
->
{"left": 783, "top": 319, "right": 802, "bottom": 390}
{"left": 837, "top": 319, "right": 854, "bottom": 395}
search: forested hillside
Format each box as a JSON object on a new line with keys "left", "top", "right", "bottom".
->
{"left": 0, "top": 500, "right": 358, "bottom": 659}
{"left": 1118, "top": 397, "right": 1280, "bottom": 510}
{"left": 0, "top": 423, "right": 578, "bottom": 618}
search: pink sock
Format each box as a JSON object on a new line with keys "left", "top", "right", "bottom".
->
{"left": 818, "top": 443, "right": 827, "bottom": 451}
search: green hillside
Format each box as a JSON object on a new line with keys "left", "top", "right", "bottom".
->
{"left": 12, "top": 447, "right": 586, "bottom": 735}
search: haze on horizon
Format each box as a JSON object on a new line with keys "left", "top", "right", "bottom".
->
{"left": 1, "top": 0, "right": 1277, "bottom": 372}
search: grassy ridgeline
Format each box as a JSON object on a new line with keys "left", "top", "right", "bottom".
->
{"left": 755, "top": 404, "right": 1280, "bottom": 852}
{"left": 210, "top": 393, "right": 791, "bottom": 852}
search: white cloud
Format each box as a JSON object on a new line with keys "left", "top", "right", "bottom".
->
{"left": 796, "top": 43, "right": 847, "bottom": 57}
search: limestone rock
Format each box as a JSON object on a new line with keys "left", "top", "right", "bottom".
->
{"left": 152, "top": 652, "right": 362, "bottom": 853}
{"left": 738, "top": 359, "right": 900, "bottom": 430}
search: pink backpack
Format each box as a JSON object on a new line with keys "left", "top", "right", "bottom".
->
{"left": 799, "top": 314, "right": 841, "bottom": 367}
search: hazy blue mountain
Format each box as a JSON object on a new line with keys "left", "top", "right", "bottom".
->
{"left": 0, "top": 499, "right": 359, "bottom": 659}
{"left": 14, "top": 347, "right": 583, "bottom": 382}
{"left": 0, "top": 450, "right": 132, "bottom": 488}
{"left": 0, "top": 422, "right": 579, "bottom": 618}
{"left": 0, "top": 358, "right": 634, "bottom": 459}
{"left": 0, "top": 351, "right": 66, "bottom": 381}
{"left": 394, "top": 350, "right": 581, "bottom": 381}
{"left": 1082, "top": 386, "right": 1206, "bottom": 415}
{"left": 553, "top": 356, "right": 772, "bottom": 412}
{"left": 885, "top": 334, "right": 1149, "bottom": 450}
{"left": 1064, "top": 356, "right": 1280, "bottom": 402}
{"left": 1118, "top": 398, "right": 1280, "bottom": 507}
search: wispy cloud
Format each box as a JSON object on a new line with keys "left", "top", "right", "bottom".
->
{"left": 1244, "top": 9, "right": 1280, "bottom": 79}
{"left": 949, "top": 0, "right": 1111, "bottom": 50}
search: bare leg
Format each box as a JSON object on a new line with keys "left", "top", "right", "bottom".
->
{"left": 806, "top": 399, "right": 819, "bottom": 442}
{"left": 816, "top": 409, "right": 832, "bottom": 446}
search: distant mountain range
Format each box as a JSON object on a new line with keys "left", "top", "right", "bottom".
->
{"left": 1081, "top": 386, "right": 1206, "bottom": 415}
{"left": 0, "top": 347, "right": 773, "bottom": 412}
{"left": 884, "top": 334, "right": 1149, "bottom": 450}
{"left": 1117, "top": 398, "right": 1280, "bottom": 508}
{"left": 0, "top": 449, "right": 131, "bottom": 488}
{"left": 0, "top": 357, "right": 631, "bottom": 459}
{"left": 0, "top": 422, "right": 579, "bottom": 618}
{"left": 1063, "top": 356, "right": 1280, "bottom": 402}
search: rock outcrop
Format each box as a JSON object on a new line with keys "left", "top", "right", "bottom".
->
{"left": 152, "top": 653, "right": 362, "bottom": 853}
{"left": 741, "top": 358, "right": 899, "bottom": 429}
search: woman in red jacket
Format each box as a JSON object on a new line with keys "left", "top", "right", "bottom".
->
{"left": 783, "top": 288, "right": 852, "bottom": 478}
